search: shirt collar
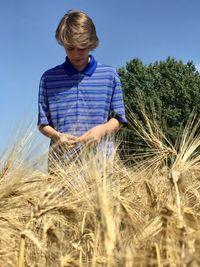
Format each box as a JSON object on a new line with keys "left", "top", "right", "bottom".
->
{"left": 63, "top": 55, "right": 97, "bottom": 76}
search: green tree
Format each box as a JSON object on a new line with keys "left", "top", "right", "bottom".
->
{"left": 118, "top": 57, "right": 200, "bottom": 160}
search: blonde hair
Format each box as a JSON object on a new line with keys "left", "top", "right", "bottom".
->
{"left": 55, "top": 10, "right": 99, "bottom": 50}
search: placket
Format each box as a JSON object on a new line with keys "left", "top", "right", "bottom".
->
{"left": 76, "top": 73, "right": 84, "bottom": 132}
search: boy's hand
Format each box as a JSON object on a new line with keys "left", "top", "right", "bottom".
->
{"left": 58, "top": 133, "right": 78, "bottom": 149}
{"left": 78, "top": 125, "right": 107, "bottom": 144}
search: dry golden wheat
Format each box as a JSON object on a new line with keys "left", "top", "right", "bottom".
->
{"left": 0, "top": 111, "right": 200, "bottom": 266}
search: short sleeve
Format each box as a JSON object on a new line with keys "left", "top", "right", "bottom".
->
{"left": 37, "top": 75, "right": 49, "bottom": 126}
{"left": 109, "top": 70, "right": 127, "bottom": 125}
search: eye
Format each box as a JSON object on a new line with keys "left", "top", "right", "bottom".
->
{"left": 66, "top": 46, "right": 74, "bottom": 51}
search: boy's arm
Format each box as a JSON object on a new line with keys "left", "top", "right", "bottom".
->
{"left": 78, "top": 69, "right": 126, "bottom": 144}
{"left": 39, "top": 125, "right": 77, "bottom": 148}
{"left": 38, "top": 76, "right": 77, "bottom": 148}
{"left": 77, "top": 118, "right": 121, "bottom": 143}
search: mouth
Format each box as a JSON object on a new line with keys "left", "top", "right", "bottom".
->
{"left": 74, "top": 58, "right": 82, "bottom": 62}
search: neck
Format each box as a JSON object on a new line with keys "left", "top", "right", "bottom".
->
{"left": 71, "top": 56, "right": 90, "bottom": 72}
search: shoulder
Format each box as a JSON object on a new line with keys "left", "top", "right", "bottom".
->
{"left": 40, "top": 62, "right": 66, "bottom": 80}
{"left": 96, "top": 62, "right": 118, "bottom": 74}
{"left": 95, "top": 62, "right": 121, "bottom": 85}
{"left": 95, "top": 62, "right": 120, "bottom": 80}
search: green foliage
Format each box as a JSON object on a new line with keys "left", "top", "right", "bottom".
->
{"left": 118, "top": 57, "right": 200, "bottom": 161}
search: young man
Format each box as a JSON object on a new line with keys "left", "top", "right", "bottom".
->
{"left": 38, "top": 10, "right": 127, "bottom": 172}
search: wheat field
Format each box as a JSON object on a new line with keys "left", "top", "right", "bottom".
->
{"left": 1, "top": 113, "right": 200, "bottom": 267}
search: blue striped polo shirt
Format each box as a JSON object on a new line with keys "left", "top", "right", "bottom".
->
{"left": 38, "top": 55, "right": 127, "bottom": 137}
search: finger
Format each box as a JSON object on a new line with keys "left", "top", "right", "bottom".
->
{"left": 78, "top": 137, "right": 89, "bottom": 143}
{"left": 78, "top": 135, "right": 91, "bottom": 143}
{"left": 66, "top": 140, "right": 77, "bottom": 146}
{"left": 63, "top": 143, "right": 76, "bottom": 149}
{"left": 76, "top": 136, "right": 84, "bottom": 142}
{"left": 67, "top": 144, "right": 76, "bottom": 149}
{"left": 67, "top": 136, "right": 78, "bottom": 141}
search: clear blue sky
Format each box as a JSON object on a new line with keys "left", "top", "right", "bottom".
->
{"left": 1, "top": 0, "right": 200, "bottom": 154}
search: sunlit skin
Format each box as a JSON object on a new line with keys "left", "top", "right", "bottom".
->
{"left": 64, "top": 46, "right": 90, "bottom": 71}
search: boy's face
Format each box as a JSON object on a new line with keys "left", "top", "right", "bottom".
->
{"left": 64, "top": 45, "right": 90, "bottom": 71}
